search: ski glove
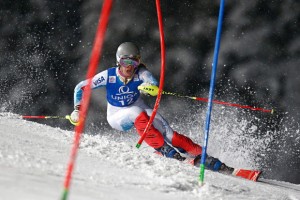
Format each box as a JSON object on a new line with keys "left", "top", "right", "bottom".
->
{"left": 138, "top": 83, "right": 159, "bottom": 96}
{"left": 70, "top": 105, "right": 80, "bottom": 125}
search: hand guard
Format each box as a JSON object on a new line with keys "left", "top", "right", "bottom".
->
{"left": 69, "top": 105, "right": 80, "bottom": 126}
{"left": 138, "top": 83, "right": 159, "bottom": 96}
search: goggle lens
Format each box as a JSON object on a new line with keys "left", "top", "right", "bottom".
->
{"left": 119, "top": 57, "right": 140, "bottom": 68}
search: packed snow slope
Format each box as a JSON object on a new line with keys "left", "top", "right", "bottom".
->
{"left": 0, "top": 112, "right": 299, "bottom": 200}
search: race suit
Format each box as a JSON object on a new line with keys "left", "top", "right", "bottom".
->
{"left": 74, "top": 64, "right": 202, "bottom": 156}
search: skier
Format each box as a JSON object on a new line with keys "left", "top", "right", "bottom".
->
{"left": 70, "top": 42, "right": 233, "bottom": 173}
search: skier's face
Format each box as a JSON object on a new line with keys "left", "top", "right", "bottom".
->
{"left": 119, "top": 64, "right": 136, "bottom": 77}
{"left": 119, "top": 57, "right": 140, "bottom": 77}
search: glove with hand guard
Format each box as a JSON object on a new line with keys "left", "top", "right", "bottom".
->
{"left": 138, "top": 83, "right": 159, "bottom": 96}
{"left": 69, "top": 105, "right": 80, "bottom": 126}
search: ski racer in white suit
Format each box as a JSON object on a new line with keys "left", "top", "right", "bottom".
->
{"left": 70, "top": 42, "right": 233, "bottom": 172}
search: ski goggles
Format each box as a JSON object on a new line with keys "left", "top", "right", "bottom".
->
{"left": 119, "top": 57, "right": 140, "bottom": 68}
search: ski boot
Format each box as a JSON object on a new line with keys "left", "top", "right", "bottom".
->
{"left": 193, "top": 154, "right": 234, "bottom": 174}
{"left": 156, "top": 143, "right": 186, "bottom": 161}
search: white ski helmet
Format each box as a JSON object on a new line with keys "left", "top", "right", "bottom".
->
{"left": 116, "top": 42, "right": 140, "bottom": 64}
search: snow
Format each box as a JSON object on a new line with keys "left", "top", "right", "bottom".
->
{"left": 0, "top": 112, "right": 299, "bottom": 200}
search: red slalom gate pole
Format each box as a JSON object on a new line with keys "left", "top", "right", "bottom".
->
{"left": 61, "top": 1, "right": 113, "bottom": 200}
{"left": 136, "top": 0, "right": 165, "bottom": 148}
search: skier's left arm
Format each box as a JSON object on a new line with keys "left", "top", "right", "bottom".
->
{"left": 138, "top": 66, "right": 159, "bottom": 96}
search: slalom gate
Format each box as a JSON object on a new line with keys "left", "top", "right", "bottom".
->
{"left": 136, "top": 0, "right": 166, "bottom": 148}
{"left": 61, "top": 0, "right": 113, "bottom": 199}
{"left": 199, "top": 0, "right": 226, "bottom": 186}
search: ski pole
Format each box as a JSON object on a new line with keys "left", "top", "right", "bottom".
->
{"left": 22, "top": 115, "right": 66, "bottom": 119}
{"left": 21, "top": 115, "right": 79, "bottom": 126}
{"left": 138, "top": 85, "right": 274, "bottom": 114}
{"left": 162, "top": 91, "right": 274, "bottom": 114}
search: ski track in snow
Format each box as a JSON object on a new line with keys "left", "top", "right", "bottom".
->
{"left": 0, "top": 112, "right": 299, "bottom": 200}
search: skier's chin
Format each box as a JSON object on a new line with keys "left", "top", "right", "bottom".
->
{"left": 125, "top": 71, "right": 134, "bottom": 77}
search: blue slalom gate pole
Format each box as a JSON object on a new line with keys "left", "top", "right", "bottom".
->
{"left": 199, "top": 0, "right": 226, "bottom": 186}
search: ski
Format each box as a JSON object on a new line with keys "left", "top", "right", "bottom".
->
{"left": 154, "top": 150, "right": 262, "bottom": 182}
{"left": 192, "top": 154, "right": 262, "bottom": 182}
{"left": 232, "top": 169, "right": 262, "bottom": 182}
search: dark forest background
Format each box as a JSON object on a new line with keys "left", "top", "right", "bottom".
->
{"left": 0, "top": 1, "right": 299, "bottom": 184}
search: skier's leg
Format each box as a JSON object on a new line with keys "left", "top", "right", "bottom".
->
{"left": 108, "top": 105, "right": 164, "bottom": 149}
{"left": 134, "top": 111, "right": 164, "bottom": 149}
{"left": 108, "top": 103, "right": 179, "bottom": 157}
{"left": 193, "top": 154, "right": 234, "bottom": 174}
{"left": 171, "top": 131, "right": 202, "bottom": 156}
{"left": 107, "top": 100, "right": 184, "bottom": 160}
{"left": 134, "top": 111, "right": 185, "bottom": 160}
{"left": 155, "top": 143, "right": 186, "bottom": 161}
{"left": 107, "top": 105, "right": 142, "bottom": 131}
{"left": 143, "top": 108, "right": 202, "bottom": 157}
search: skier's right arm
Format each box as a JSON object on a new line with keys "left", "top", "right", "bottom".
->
{"left": 70, "top": 70, "right": 108, "bottom": 124}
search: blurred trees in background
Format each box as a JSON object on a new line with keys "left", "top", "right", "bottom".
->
{"left": 0, "top": 0, "right": 299, "bottom": 183}
{"left": 1, "top": 0, "right": 299, "bottom": 119}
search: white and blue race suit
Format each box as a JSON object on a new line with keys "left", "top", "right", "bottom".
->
{"left": 73, "top": 65, "right": 175, "bottom": 143}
